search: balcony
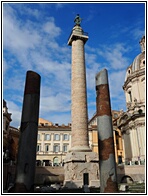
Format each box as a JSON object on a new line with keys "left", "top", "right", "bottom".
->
{"left": 68, "top": 29, "right": 88, "bottom": 46}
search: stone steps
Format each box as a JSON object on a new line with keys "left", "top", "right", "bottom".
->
{"left": 128, "top": 183, "right": 145, "bottom": 193}
{"left": 119, "top": 183, "right": 145, "bottom": 193}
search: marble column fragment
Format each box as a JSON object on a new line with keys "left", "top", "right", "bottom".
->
{"left": 12, "top": 71, "right": 41, "bottom": 193}
{"left": 96, "top": 69, "right": 118, "bottom": 193}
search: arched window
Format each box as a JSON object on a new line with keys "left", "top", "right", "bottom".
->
{"left": 53, "top": 157, "right": 59, "bottom": 166}
{"left": 138, "top": 109, "right": 143, "bottom": 114}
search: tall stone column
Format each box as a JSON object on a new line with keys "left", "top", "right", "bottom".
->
{"left": 10, "top": 71, "right": 41, "bottom": 193}
{"left": 64, "top": 16, "right": 99, "bottom": 189}
{"left": 69, "top": 24, "right": 91, "bottom": 152}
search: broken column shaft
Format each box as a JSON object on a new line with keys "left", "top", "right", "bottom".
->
{"left": 96, "top": 69, "right": 118, "bottom": 193}
{"left": 12, "top": 71, "right": 41, "bottom": 193}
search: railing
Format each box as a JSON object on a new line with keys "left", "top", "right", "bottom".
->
{"left": 122, "top": 160, "right": 145, "bottom": 166}
{"left": 68, "top": 29, "right": 88, "bottom": 41}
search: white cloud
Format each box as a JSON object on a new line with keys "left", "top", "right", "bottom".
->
{"left": 3, "top": 4, "right": 71, "bottom": 127}
{"left": 23, "top": 7, "right": 40, "bottom": 18}
{"left": 6, "top": 101, "right": 22, "bottom": 128}
{"left": 3, "top": 59, "right": 8, "bottom": 77}
{"left": 109, "top": 70, "right": 126, "bottom": 99}
{"left": 43, "top": 113, "right": 71, "bottom": 125}
{"left": 40, "top": 93, "right": 70, "bottom": 113}
{"left": 121, "top": 19, "right": 145, "bottom": 40}
{"left": 4, "top": 73, "right": 25, "bottom": 92}
{"left": 98, "top": 43, "right": 130, "bottom": 70}
{"left": 3, "top": 6, "right": 41, "bottom": 52}
{"left": 85, "top": 43, "right": 128, "bottom": 116}
{"left": 3, "top": 4, "right": 63, "bottom": 73}
{"left": 4, "top": 3, "right": 142, "bottom": 128}
{"left": 3, "top": 3, "right": 70, "bottom": 88}
{"left": 43, "top": 17, "right": 61, "bottom": 38}
{"left": 85, "top": 52, "right": 101, "bottom": 90}
{"left": 132, "top": 28, "right": 145, "bottom": 40}
{"left": 55, "top": 3, "right": 65, "bottom": 9}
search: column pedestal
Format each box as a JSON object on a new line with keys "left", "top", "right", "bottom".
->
{"left": 64, "top": 152, "right": 100, "bottom": 188}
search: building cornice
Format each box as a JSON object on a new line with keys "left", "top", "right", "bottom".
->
{"left": 118, "top": 112, "right": 145, "bottom": 129}
{"left": 123, "top": 68, "right": 145, "bottom": 90}
{"left": 3, "top": 112, "right": 12, "bottom": 122}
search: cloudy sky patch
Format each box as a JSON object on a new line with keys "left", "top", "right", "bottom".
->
{"left": 3, "top": 2, "right": 145, "bottom": 127}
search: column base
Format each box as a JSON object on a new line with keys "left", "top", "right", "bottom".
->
{"left": 69, "top": 146, "right": 92, "bottom": 152}
{"left": 63, "top": 151, "right": 100, "bottom": 189}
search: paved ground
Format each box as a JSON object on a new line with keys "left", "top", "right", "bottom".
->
{"left": 3, "top": 182, "right": 145, "bottom": 193}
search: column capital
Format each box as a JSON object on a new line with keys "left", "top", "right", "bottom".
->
{"left": 68, "top": 25, "right": 88, "bottom": 46}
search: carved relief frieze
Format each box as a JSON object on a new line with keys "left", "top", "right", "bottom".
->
{"left": 65, "top": 161, "right": 100, "bottom": 181}
{"left": 64, "top": 151, "right": 100, "bottom": 188}
{"left": 134, "top": 121, "right": 145, "bottom": 128}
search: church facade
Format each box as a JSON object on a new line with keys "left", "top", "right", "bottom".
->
{"left": 117, "top": 36, "right": 145, "bottom": 163}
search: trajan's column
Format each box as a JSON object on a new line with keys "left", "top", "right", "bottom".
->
{"left": 64, "top": 14, "right": 99, "bottom": 189}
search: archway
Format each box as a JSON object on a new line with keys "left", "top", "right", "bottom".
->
{"left": 121, "top": 175, "right": 134, "bottom": 183}
{"left": 36, "top": 160, "right": 42, "bottom": 166}
{"left": 53, "top": 157, "right": 59, "bottom": 166}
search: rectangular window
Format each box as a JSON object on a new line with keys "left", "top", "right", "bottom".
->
{"left": 129, "top": 91, "right": 132, "bottom": 102}
{"left": 36, "top": 144, "right": 41, "bottom": 152}
{"left": 54, "top": 134, "right": 60, "bottom": 141}
{"left": 45, "top": 145, "right": 49, "bottom": 152}
{"left": 53, "top": 145, "right": 60, "bottom": 152}
{"left": 37, "top": 134, "right": 40, "bottom": 140}
{"left": 63, "top": 134, "right": 69, "bottom": 141}
{"left": 44, "top": 134, "right": 50, "bottom": 141}
{"left": 63, "top": 145, "right": 68, "bottom": 152}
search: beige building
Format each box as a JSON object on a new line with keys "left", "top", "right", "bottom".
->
{"left": 88, "top": 110, "right": 124, "bottom": 164}
{"left": 3, "top": 99, "right": 12, "bottom": 158}
{"left": 3, "top": 99, "right": 20, "bottom": 162}
{"left": 118, "top": 36, "right": 145, "bottom": 164}
{"left": 36, "top": 118, "right": 71, "bottom": 166}
{"left": 3, "top": 100, "right": 12, "bottom": 136}
{"left": 36, "top": 108, "right": 124, "bottom": 167}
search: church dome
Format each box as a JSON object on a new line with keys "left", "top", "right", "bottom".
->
{"left": 131, "top": 51, "right": 145, "bottom": 72}
{"left": 125, "top": 36, "right": 145, "bottom": 81}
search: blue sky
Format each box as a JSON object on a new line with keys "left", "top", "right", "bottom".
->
{"left": 3, "top": 2, "right": 145, "bottom": 128}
